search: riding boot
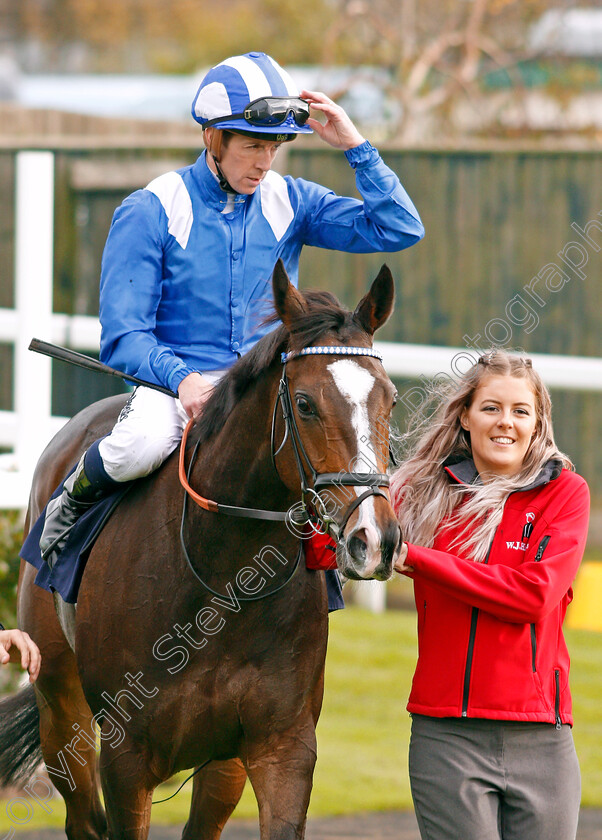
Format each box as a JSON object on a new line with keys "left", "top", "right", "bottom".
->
{"left": 40, "top": 441, "right": 119, "bottom": 569}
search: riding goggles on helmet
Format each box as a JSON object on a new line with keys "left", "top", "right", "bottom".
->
{"left": 204, "top": 97, "right": 311, "bottom": 129}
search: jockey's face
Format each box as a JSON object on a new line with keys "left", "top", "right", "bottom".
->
{"left": 205, "top": 129, "right": 282, "bottom": 195}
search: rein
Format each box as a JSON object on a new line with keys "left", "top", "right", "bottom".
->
{"left": 178, "top": 423, "right": 289, "bottom": 521}
{"left": 178, "top": 344, "right": 391, "bottom": 540}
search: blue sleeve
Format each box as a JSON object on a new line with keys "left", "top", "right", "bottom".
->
{"left": 296, "top": 140, "right": 424, "bottom": 253}
{"left": 99, "top": 191, "right": 196, "bottom": 394}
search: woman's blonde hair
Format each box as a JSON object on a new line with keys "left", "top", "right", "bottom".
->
{"left": 390, "top": 350, "right": 573, "bottom": 562}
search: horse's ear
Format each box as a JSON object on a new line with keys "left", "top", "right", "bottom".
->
{"left": 353, "top": 264, "right": 395, "bottom": 335}
{"left": 272, "top": 259, "right": 307, "bottom": 329}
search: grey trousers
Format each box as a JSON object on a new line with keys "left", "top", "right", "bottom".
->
{"left": 409, "top": 714, "right": 581, "bottom": 840}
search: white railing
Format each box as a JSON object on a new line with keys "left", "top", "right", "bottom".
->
{"left": 1, "top": 152, "right": 101, "bottom": 508}
{"left": 3, "top": 152, "right": 602, "bottom": 610}
{"left": 374, "top": 342, "right": 602, "bottom": 393}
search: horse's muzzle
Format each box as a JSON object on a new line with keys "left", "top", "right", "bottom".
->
{"left": 338, "top": 518, "right": 402, "bottom": 581}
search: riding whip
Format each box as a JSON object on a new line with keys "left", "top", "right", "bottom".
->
{"left": 28, "top": 338, "right": 178, "bottom": 398}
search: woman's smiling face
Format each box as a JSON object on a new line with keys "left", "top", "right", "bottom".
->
{"left": 461, "top": 375, "right": 538, "bottom": 479}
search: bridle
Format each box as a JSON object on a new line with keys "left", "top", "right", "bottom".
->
{"left": 273, "top": 345, "right": 391, "bottom": 539}
{"left": 179, "top": 344, "right": 391, "bottom": 541}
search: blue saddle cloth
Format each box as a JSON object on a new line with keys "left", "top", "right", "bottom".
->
{"left": 20, "top": 475, "right": 130, "bottom": 604}
{"left": 20, "top": 475, "right": 344, "bottom": 611}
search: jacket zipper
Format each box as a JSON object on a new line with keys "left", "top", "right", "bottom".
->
{"left": 530, "top": 535, "right": 551, "bottom": 672}
{"left": 526, "top": 535, "right": 559, "bottom": 727}
{"left": 534, "top": 534, "right": 551, "bottom": 562}
{"left": 461, "top": 541, "right": 494, "bottom": 717}
{"left": 462, "top": 608, "right": 479, "bottom": 716}
{"left": 530, "top": 624, "right": 537, "bottom": 672}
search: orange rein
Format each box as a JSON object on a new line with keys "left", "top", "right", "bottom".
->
{"left": 178, "top": 418, "right": 219, "bottom": 513}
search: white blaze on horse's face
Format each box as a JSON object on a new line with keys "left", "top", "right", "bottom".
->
{"left": 327, "top": 359, "right": 386, "bottom": 578}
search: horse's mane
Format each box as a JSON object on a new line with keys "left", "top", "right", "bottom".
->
{"left": 195, "top": 288, "right": 362, "bottom": 444}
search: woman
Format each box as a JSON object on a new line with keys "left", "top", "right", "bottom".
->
{"left": 391, "top": 350, "right": 590, "bottom": 840}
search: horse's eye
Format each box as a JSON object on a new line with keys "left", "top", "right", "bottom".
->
{"left": 295, "top": 395, "right": 314, "bottom": 416}
{"left": 392, "top": 391, "right": 398, "bottom": 407}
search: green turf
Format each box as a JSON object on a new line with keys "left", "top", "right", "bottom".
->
{"left": 565, "top": 625, "right": 602, "bottom": 806}
{"left": 1, "top": 606, "right": 601, "bottom": 830}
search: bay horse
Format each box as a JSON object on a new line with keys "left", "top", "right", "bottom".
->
{"left": 6, "top": 261, "right": 401, "bottom": 840}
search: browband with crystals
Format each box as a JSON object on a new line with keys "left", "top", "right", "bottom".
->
{"left": 281, "top": 346, "right": 383, "bottom": 364}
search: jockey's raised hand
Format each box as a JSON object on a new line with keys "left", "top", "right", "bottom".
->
{"left": 301, "top": 89, "right": 365, "bottom": 151}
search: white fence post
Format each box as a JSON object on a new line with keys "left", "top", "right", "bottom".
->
{"left": 12, "top": 152, "right": 55, "bottom": 501}
{"left": 353, "top": 581, "right": 387, "bottom": 613}
{"left": 0, "top": 148, "right": 99, "bottom": 509}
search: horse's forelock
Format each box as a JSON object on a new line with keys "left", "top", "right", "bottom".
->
{"left": 283, "top": 289, "right": 363, "bottom": 351}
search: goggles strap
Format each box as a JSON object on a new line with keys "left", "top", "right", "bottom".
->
{"left": 211, "top": 155, "right": 236, "bottom": 194}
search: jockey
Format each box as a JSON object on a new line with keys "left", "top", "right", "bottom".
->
{"left": 40, "top": 51, "right": 425, "bottom": 569}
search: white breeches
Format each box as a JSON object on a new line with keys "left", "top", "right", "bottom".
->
{"left": 98, "top": 373, "right": 225, "bottom": 483}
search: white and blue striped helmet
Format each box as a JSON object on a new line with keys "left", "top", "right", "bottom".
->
{"left": 191, "top": 52, "right": 313, "bottom": 137}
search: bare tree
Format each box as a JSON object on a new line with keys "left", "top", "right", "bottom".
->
{"left": 321, "top": 0, "right": 577, "bottom": 141}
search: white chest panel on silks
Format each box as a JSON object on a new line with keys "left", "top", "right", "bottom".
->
{"left": 327, "top": 360, "right": 383, "bottom": 565}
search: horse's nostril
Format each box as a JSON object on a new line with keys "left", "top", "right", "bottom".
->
{"left": 385, "top": 523, "right": 402, "bottom": 563}
{"left": 347, "top": 533, "right": 368, "bottom": 560}
{"left": 372, "top": 522, "right": 400, "bottom": 569}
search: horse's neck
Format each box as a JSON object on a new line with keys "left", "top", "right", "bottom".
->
{"left": 194, "top": 372, "right": 292, "bottom": 512}
{"left": 169, "top": 369, "right": 318, "bottom": 622}
{"left": 181, "top": 372, "right": 301, "bottom": 589}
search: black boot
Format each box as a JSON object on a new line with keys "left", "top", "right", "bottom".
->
{"left": 40, "top": 451, "right": 113, "bottom": 569}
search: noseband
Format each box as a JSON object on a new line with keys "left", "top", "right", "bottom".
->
{"left": 179, "top": 345, "right": 391, "bottom": 540}
{"left": 273, "top": 345, "right": 390, "bottom": 539}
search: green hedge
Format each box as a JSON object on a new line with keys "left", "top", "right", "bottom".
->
{"left": 0, "top": 511, "right": 24, "bottom": 630}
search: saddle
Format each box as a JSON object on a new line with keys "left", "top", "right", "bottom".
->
{"left": 20, "top": 471, "right": 131, "bottom": 604}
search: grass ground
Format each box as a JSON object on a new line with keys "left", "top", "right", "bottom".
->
{"left": 2, "top": 604, "right": 601, "bottom": 830}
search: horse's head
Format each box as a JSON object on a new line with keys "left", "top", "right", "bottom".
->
{"left": 272, "top": 260, "right": 402, "bottom": 581}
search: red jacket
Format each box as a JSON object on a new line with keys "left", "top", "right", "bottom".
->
{"left": 404, "top": 460, "right": 590, "bottom": 725}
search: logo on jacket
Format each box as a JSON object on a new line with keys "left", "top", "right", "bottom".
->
{"left": 507, "top": 512, "right": 536, "bottom": 551}
{"left": 506, "top": 539, "right": 529, "bottom": 551}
